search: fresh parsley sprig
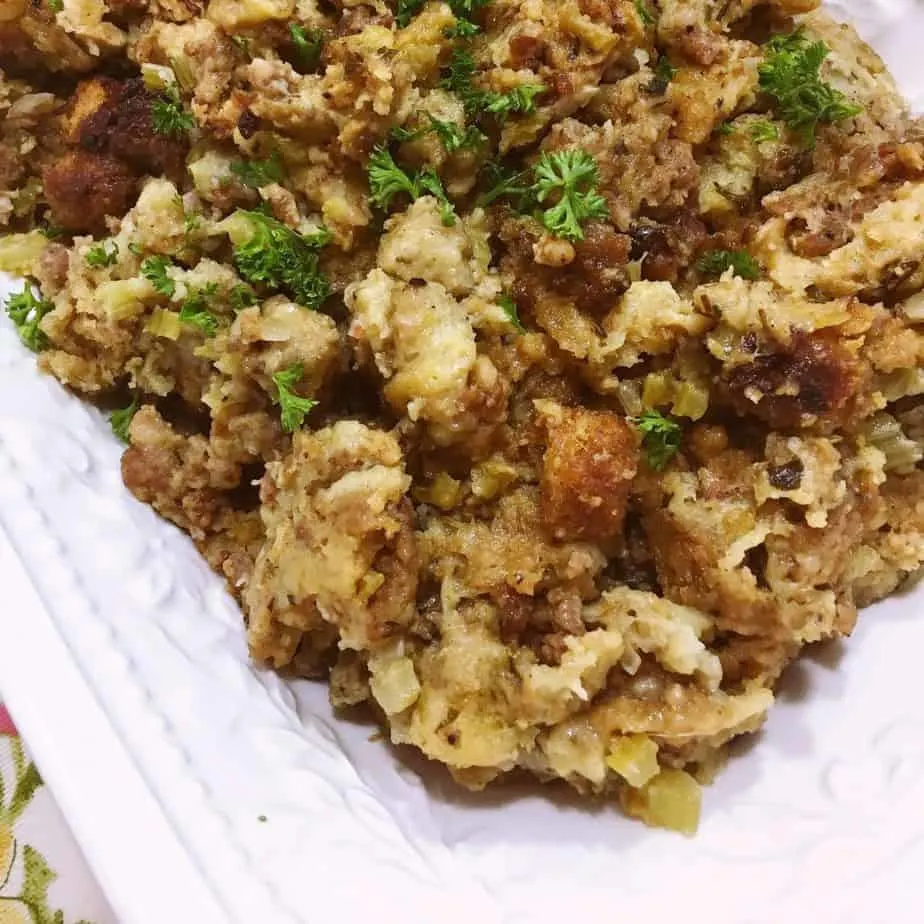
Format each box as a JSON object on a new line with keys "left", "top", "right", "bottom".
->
{"left": 289, "top": 24, "right": 324, "bottom": 73}
{"left": 441, "top": 48, "right": 544, "bottom": 120}
{"left": 273, "top": 363, "right": 317, "bottom": 433}
{"left": 86, "top": 240, "right": 119, "bottom": 268}
{"left": 151, "top": 86, "right": 194, "bottom": 139}
{"left": 110, "top": 396, "right": 140, "bottom": 443}
{"left": 231, "top": 153, "right": 285, "bottom": 189}
{"left": 533, "top": 150, "right": 609, "bottom": 242}
{"left": 631, "top": 410, "right": 682, "bottom": 472}
{"left": 4, "top": 283, "right": 53, "bottom": 352}
{"left": 367, "top": 147, "right": 457, "bottom": 226}
{"left": 179, "top": 284, "right": 220, "bottom": 336}
{"left": 392, "top": 115, "right": 487, "bottom": 153}
{"left": 696, "top": 249, "right": 761, "bottom": 280}
{"left": 141, "top": 255, "right": 177, "bottom": 296}
{"left": 232, "top": 210, "right": 331, "bottom": 310}
{"left": 758, "top": 29, "right": 861, "bottom": 146}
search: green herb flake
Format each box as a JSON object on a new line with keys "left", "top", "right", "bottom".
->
{"left": 151, "top": 86, "right": 195, "bottom": 139}
{"left": 3, "top": 283, "right": 53, "bottom": 352}
{"left": 696, "top": 249, "right": 761, "bottom": 280}
{"left": 498, "top": 294, "right": 525, "bottom": 333}
{"left": 758, "top": 29, "right": 861, "bottom": 146}
{"left": 634, "top": 0, "right": 655, "bottom": 27}
{"left": 533, "top": 149, "right": 609, "bottom": 242}
{"left": 367, "top": 147, "right": 457, "bottom": 225}
{"left": 110, "top": 396, "right": 140, "bottom": 443}
{"left": 229, "top": 284, "right": 257, "bottom": 312}
{"left": 273, "top": 363, "right": 318, "bottom": 433}
{"left": 749, "top": 120, "right": 781, "bottom": 143}
{"left": 289, "top": 23, "right": 324, "bottom": 73}
{"left": 232, "top": 210, "right": 331, "bottom": 310}
{"left": 179, "top": 289, "right": 220, "bottom": 336}
{"left": 85, "top": 240, "right": 120, "bottom": 269}
{"left": 631, "top": 410, "right": 682, "bottom": 472}
{"left": 230, "top": 153, "right": 285, "bottom": 189}
{"left": 476, "top": 161, "right": 530, "bottom": 209}
{"left": 716, "top": 121, "right": 734, "bottom": 136}
{"left": 48, "top": 0, "right": 63, "bottom": 12}
{"left": 647, "top": 56, "right": 676, "bottom": 95}
{"left": 141, "top": 255, "right": 177, "bottom": 296}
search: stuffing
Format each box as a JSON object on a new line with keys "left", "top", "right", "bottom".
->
{"left": 2, "top": 0, "right": 923, "bottom": 835}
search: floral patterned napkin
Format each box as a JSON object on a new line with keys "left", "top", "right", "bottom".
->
{"left": 0, "top": 705, "right": 116, "bottom": 924}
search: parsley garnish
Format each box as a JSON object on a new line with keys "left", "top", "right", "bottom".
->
{"left": 85, "top": 240, "right": 119, "bottom": 268}
{"left": 229, "top": 284, "right": 257, "bottom": 311}
{"left": 696, "top": 249, "right": 761, "bottom": 280}
{"left": 498, "top": 294, "right": 524, "bottom": 333}
{"left": 232, "top": 210, "right": 331, "bottom": 310}
{"left": 716, "top": 121, "right": 734, "bottom": 136}
{"left": 476, "top": 161, "right": 530, "bottom": 209}
{"left": 141, "top": 255, "right": 177, "bottom": 296}
{"left": 128, "top": 242, "right": 144, "bottom": 257}
{"left": 230, "top": 153, "right": 285, "bottom": 189}
{"left": 48, "top": 0, "right": 62, "bottom": 11}
{"left": 4, "top": 283, "right": 53, "bottom": 352}
{"left": 399, "top": 0, "right": 488, "bottom": 33}
{"left": 533, "top": 150, "right": 609, "bottom": 242}
{"left": 110, "top": 396, "right": 140, "bottom": 443}
{"left": 179, "top": 286, "right": 220, "bottom": 335}
{"left": 367, "top": 147, "right": 457, "bottom": 226}
{"left": 231, "top": 35, "right": 250, "bottom": 55}
{"left": 151, "top": 86, "right": 194, "bottom": 139}
{"left": 749, "top": 120, "right": 781, "bottom": 143}
{"left": 647, "top": 56, "right": 676, "bottom": 95}
{"left": 273, "top": 363, "right": 317, "bottom": 432}
{"left": 758, "top": 29, "right": 861, "bottom": 146}
{"left": 441, "top": 49, "right": 544, "bottom": 119}
{"left": 631, "top": 410, "right": 682, "bottom": 472}
{"left": 634, "top": 0, "right": 654, "bottom": 27}
{"left": 39, "top": 223, "right": 65, "bottom": 239}
{"left": 289, "top": 24, "right": 324, "bottom": 73}
{"left": 392, "top": 115, "right": 486, "bottom": 153}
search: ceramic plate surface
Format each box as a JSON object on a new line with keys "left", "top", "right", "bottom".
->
{"left": 1, "top": 4, "right": 923, "bottom": 922}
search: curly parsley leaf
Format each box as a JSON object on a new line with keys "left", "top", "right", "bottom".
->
{"left": 758, "top": 29, "right": 861, "bottom": 146}
{"left": 440, "top": 48, "right": 544, "bottom": 119}
{"left": 749, "top": 119, "right": 781, "bottom": 143}
{"left": 48, "top": 0, "right": 63, "bottom": 12}
{"left": 481, "top": 83, "right": 545, "bottom": 119}
{"left": 647, "top": 56, "right": 676, "bottom": 95}
{"left": 179, "top": 286, "right": 220, "bottom": 336}
{"left": 367, "top": 147, "right": 457, "bottom": 225}
{"left": 476, "top": 161, "right": 531, "bottom": 209}
{"left": 231, "top": 153, "right": 285, "bottom": 189}
{"left": 141, "top": 255, "right": 177, "bottom": 296}
{"left": 4, "top": 283, "right": 53, "bottom": 352}
{"left": 110, "top": 396, "right": 140, "bottom": 443}
{"left": 533, "top": 150, "right": 609, "bottom": 242}
{"left": 498, "top": 294, "right": 525, "bottom": 333}
{"left": 229, "top": 284, "right": 257, "bottom": 312}
{"left": 151, "top": 86, "right": 194, "bottom": 139}
{"left": 85, "top": 240, "right": 119, "bottom": 268}
{"left": 391, "top": 115, "right": 486, "bottom": 153}
{"left": 696, "top": 249, "right": 761, "bottom": 280}
{"left": 288, "top": 24, "right": 324, "bottom": 73}
{"left": 631, "top": 410, "right": 682, "bottom": 472}
{"left": 634, "top": 0, "right": 654, "bottom": 27}
{"left": 273, "top": 363, "right": 318, "bottom": 433}
{"left": 232, "top": 210, "right": 331, "bottom": 310}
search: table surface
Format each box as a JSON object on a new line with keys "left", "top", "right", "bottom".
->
{"left": 0, "top": 703, "right": 116, "bottom": 924}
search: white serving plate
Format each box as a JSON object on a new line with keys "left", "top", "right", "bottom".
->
{"left": 1, "top": 4, "right": 923, "bottom": 922}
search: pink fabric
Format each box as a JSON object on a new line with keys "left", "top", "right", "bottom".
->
{"left": 0, "top": 703, "right": 15, "bottom": 735}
